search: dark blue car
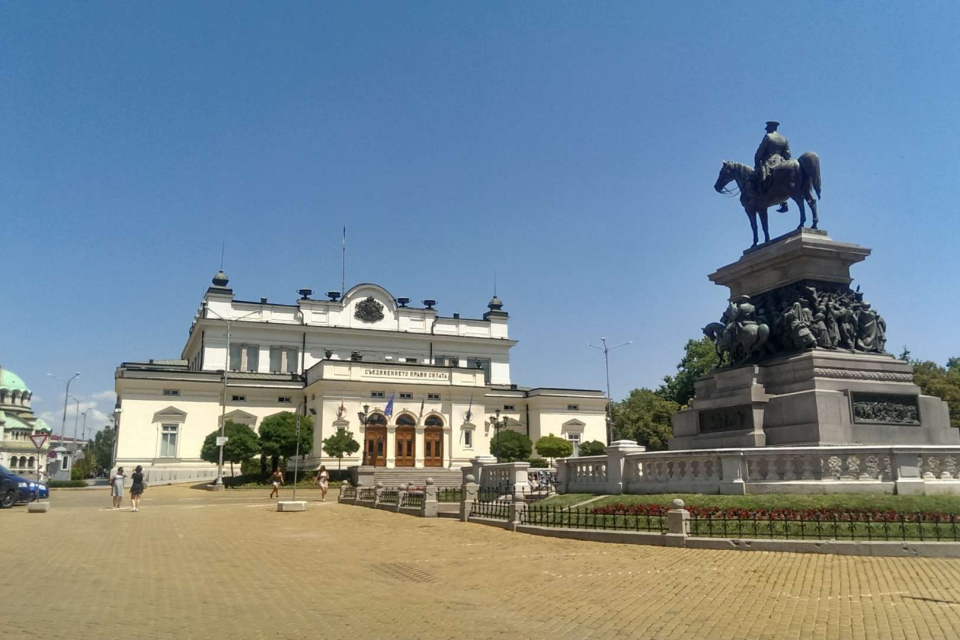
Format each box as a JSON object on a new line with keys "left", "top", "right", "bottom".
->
{"left": 0, "top": 465, "right": 49, "bottom": 503}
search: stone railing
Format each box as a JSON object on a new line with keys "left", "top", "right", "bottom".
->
{"left": 556, "top": 441, "right": 960, "bottom": 496}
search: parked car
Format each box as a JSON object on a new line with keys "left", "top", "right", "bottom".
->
{"left": 0, "top": 477, "right": 19, "bottom": 509}
{"left": 0, "top": 465, "right": 49, "bottom": 503}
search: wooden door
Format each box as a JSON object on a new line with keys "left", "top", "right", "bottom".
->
{"left": 395, "top": 428, "right": 415, "bottom": 467}
{"left": 364, "top": 427, "right": 387, "bottom": 467}
{"left": 424, "top": 428, "right": 443, "bottom": 467}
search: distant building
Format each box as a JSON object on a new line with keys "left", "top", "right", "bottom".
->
{"left": 113, "top": 273, "right": 607, "bottom": 481}
{"left": 0, "top": 366, "right": 52, "bottom": 476}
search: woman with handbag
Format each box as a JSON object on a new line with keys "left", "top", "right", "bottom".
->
{"left": 130, "top": 465, "right": 145, "bottom": 512}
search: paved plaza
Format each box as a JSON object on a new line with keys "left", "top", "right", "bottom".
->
{"left": 4, "top": 486, "right": 960, "bottom": 639}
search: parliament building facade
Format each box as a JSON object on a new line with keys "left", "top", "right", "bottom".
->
{"left": 113, "top": 272, "right": 607, "bottom": 481}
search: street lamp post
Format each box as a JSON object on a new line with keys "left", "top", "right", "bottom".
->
{"left": 357, "top": 404, "right": 370, "bottom": 465}
{"left": 490, "top": 408, "right": 507, "bottom": 462}
{"left": 47, "top": 372, "right": 80, "bottom": 445}
{"left": 204, "top": 306, "right": 260, "bottom": 485}
{"left": 68, "top": 395, "right": 83, "bottom": 450}
{"left": 80, "top": 408, "right": 93, "bottom": 443}
{"left": 588, "top": 337, "right": 632, "bottom": 446}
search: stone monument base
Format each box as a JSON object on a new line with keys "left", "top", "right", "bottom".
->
{"left": 671, "top": 350, "right": 957, "bottom": 450}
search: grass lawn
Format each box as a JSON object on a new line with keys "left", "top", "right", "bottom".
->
{"left": 543, "top": 492, "right": 960, "bottom": 513}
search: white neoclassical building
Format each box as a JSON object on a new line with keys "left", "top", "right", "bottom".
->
{"left": 113, "top": 272, "right": 607, "bottom": 481}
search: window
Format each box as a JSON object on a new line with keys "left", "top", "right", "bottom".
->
{"left": 399, "top": 392, "right": 413, "bottom": 400}
{"left": 163, "top": 389, "right": 180, "bottom": 397}
{"left": 396, "top": 414, "right": 416, "bottom": 427}
{"left": 270, "top": 347, "right": 299, "bottom": 374}
{"left": 371, "top": 391, "right": 385, "bottom": 399}
{"left": 424, "top": 415, "right": 444, "bottom": 427}
{"left": 232, "top": 395, "right": 246, "bottom": 403}
{"left": 61, "top": 456, "right": 69, "bottom": 471}
{"left": 428, "top": 393, "right": 441, "bottom": 401}
{"left": 567, "top": 404, "right": 580, "bottom": 411}
{"left": 230, "top": 344, "right": 259, "bottom": 372}
{"left": 278, "top": 397, "right": 292, "bottom": 404}
{"left": 464, "top": 430, "right": 473, "bottom": 448}
{"left": 567, "top": 433, "right": 581, "bottom": 457}
{"left": 503, "top": 404, "right": 516, "bottom": 411}
{"left": 160, "top": 424, "right": 179, "bottom": 457}
{"left": 404, "top": 357, "right": 418, "bottom": 363}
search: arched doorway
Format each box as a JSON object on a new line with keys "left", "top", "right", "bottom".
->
{"left": 424, "top": 415, "right": 444, "bottom": 468}
{"left": 395, "top": 414, "right": 416, "bottom": 467}
{"left": 363, "top": 413, "right": 387, "bottom": 467}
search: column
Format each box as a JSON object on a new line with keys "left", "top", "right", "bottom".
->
{"left": 385, "top": 426, "right": 396, "bottom": 469}
{"left": 414, "top": 427, "right": 425, "bottom": 469}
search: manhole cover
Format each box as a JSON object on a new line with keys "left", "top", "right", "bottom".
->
{"left": 371, "top": 562, "right": 434, "bottom": 583}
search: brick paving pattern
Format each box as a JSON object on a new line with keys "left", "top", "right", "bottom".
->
{"left": 3, "top": 486, "right": 960, "bottom": 639}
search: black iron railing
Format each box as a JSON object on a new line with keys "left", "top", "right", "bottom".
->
{"left": 689, "top": 511, "right": 960, "bottom": 541}
{"left": 380, "top": 488, "right": 399, "bottom": 505}
{"left": 358, "top": 487, "right": 376, "bottom": 501}
{"left": 521, "top": 505, "right": 666, "bottom": 532}
{"left": 340, "top": 485, "right": 357, "bottom": 499}
{"left": 402, "top": 491, "right": 424, "bottom": 508}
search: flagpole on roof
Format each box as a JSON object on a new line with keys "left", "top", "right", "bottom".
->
{"left": 341, "top": 226, "right": 346, "bottom": 296}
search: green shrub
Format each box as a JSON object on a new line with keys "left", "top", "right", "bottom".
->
{"left": 490, "top": 430, "right": 532, "bottom": 462}
{"left": 528, "top": 458, "right": 549, "bottom": 468}
{"left": 535, "top": 434, "right": 574, "bottom": 460}
{"left": 49, "top": 480, "right": 87, "bottom": 488}
{"left": 578, "top": 440, "right": 606, "bottom": 456}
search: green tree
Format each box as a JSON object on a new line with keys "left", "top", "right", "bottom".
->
{"left": 322, "top": 430, "right": 360, "bottom": 472}
{"left": 612, "top": 388, "right": 679, "bottom": 451}
{"left": 535, "top": 433, "right": 573, "bottom": 463}
{"left": 578, "top": 440, "right": 606, "bottom": 456}
{"left": 88, "top": 426, "right": 116, "bottom": 473}
{"left": 657, "top": 337, "right": 719, "bottom": 407}
{"left": 911, "top": 357, "right": 960, "bottom": 429}
{"left": 258, "top": 412, "right": 314, "bottom": 471}
{"left": 200, "top": 421, "right": 261, "bottom": 477}
{"left": 490, "top": 429, "right": 532, "bottom": 462}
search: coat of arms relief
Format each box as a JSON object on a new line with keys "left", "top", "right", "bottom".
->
{"left": 354, "top": 296, "right": 385, "bottom": 323}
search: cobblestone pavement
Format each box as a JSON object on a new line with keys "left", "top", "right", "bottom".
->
{"left": 4, "top": 486, "right": 960, "bottom": 640}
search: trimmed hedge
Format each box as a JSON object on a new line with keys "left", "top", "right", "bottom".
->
{"left": 49, "top": 480, "right": 88, "bottom": 488}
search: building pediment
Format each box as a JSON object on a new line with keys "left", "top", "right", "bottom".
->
{"left": 153, "top": 406, "right": 188, "bottom": 423}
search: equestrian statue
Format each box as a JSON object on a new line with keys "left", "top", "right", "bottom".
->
{"left": 714, "top": 121, "right": 822, "bottom": 247}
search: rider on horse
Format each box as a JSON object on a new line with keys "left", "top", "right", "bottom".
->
{"left": 754, "top": 121, "right": 791, "bottom": 213}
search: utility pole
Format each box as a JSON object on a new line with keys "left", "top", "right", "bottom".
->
{"left": 588, "top": 338, "right": 632, "bottom": 445}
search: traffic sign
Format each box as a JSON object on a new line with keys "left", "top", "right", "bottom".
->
{"left": 216, "top": 436, "right": 229, "bottom": 446}
{"left": 29, "top": 433, "right": 48, "bottom": 449}
{"left": 48, "top": 450, "right": 57, "bottom": 459}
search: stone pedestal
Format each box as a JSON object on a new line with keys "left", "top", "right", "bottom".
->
{"left": 277, "top": 500, "right": 307, "bottom": 512}
{"left": 672, "top": 228, "right": 958, "bottom": 450}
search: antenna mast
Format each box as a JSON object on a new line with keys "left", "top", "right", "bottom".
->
{"left": 341, "top": 226, "right": 346, "bottom": 295}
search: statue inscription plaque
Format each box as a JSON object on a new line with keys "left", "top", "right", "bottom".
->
{"left": 699, "top": 405, "right": 753, "bottom": 434}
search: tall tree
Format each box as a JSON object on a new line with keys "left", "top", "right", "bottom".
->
{"left": 910, "top": 357, "right": 960, "bottom": 429}
{"left": 258, "top": 412, "right": 314, "bottom": 471}
{"left": 657, "top": 337, "right": 718, "bottom": 407}
{"left": 611, "top": 388, "right": 678, "bottom": 451}
{"left": 89, "top": 426, "right": 116, "bottom": 472}
{"left": 200, "top": 421, "right": 261, "bottom": 476}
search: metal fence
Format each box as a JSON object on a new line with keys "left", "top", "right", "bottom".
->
{"left": 402, "top": 491, "right": 424, "bottom": 508}
{"left": 340, "top": 485, "right": 357, "bottom": 499}
{"left": 521, "top": 505, "right": 667, "bottom": 532}
{"left": 380, "top": 488, "right": 399, "bottom": 505}
{"left": 689, "top": 511, "right": 960, "bottom": 542}
{"left": 358, "top": 487, "right": 376, "bottom": 501}
{"left": 437, "top": 487, "right": 461, "bottom": 503}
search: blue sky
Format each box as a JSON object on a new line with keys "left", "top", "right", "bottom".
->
{"left": 3, "top": 2, "right": 959, "bottom": 435}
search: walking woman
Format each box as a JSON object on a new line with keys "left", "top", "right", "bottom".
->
{"left": 110, "top": 467, "right": 126, "bottom": 509}
{"left": 130, "top": 465, "right": 145, "bottom": 512}
{"left": 269, "top": 468, "right": 284, "bottom": 498}
{"left": 315, "top": 465, "right": 329, "bottom": 501}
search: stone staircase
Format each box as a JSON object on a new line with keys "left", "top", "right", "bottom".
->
{"left": 370, "top": 467, "right": 466, "bottom": 487}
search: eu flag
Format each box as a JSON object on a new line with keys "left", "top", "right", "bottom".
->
{"left": 384, "top": 393, "right": 395, "bottom": 417}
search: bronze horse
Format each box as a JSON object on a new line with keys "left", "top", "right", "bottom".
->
{"left": 714, "top": 154, "right": 822, "bottom": 247}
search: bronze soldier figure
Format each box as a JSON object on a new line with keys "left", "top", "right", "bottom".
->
{"left": 754, "top": 121, "right": 791, "bottom": 213}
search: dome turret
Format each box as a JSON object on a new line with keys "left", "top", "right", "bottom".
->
{"left": 212, "top": 270, "right": 230, "bottom": 287}
{"left": 0, "top": 368, "right": 29, "bottom": 394}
